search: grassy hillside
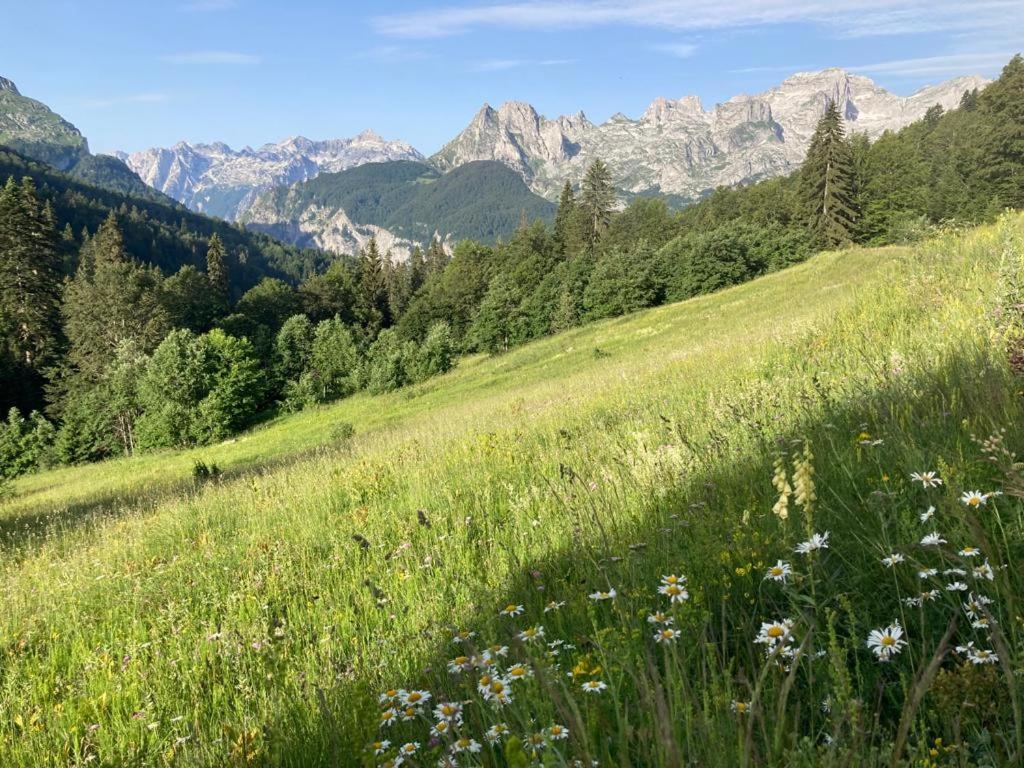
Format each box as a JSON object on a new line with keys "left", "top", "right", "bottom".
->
{"left": 2, "top": 215, "right": 1023, "bottom": 766}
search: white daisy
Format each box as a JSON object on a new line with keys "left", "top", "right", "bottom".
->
{"left": 544, "top": 600, "right": 566, "bottom": 613}
{"left": 451, "top": 737, "right": 481, "bottom": 754}
{"left": 581, "top": 680, "right": 607, "bottom": 694}
{"left": 754, "top": 619, "right": 795, "bottom": 649}
{"left": 433, "top": 702, "right": 462, "bottom": 723}
{"left": 500, "top": 604, "right": 524, "bottom": 617}
{"left": 943, "top": 567, "right": 967, "bottom": 577}
{"left": 794, "top": 531, "right": 830, "bottom": 554}
{"left": 920, "top": 532, "right": 946, "bottom": 547}
{"left": 548, "top": 724, "right": 569, "bottom": 741}
{"left": 918, "top": 568, "right": 938, "bottom": 578}
{"left": 866, "top": 622, "right": 907, "bottom": 661}
{"left": 452, "top": 629, "right": 475, "bottom": 644}
{"left": 398, "top": 742, "right": 420, "bottom": 757}
{"left": 962, "top": 592, "right": 993, "bottom": 619}
{"left": 960, "top": 490, "right": 987, "bottom": 508}
{"left": 959, "top": 546, "right": 982, "bottom": 557}
{"left": 730, "top": 700, "right": 751, "bottom": 714}
{"left": 373, "top": 740, "right": 391, "bottom": 756}
{"left": 658, "top": 582, "right": 689, "bottom": 603}
{"left": 919, "top": 506, "right": 936, "bottom": 523}
{"left": 517, "top": 625, "right": 545, "bottom": 643}
{"left": 647, "top": 611, "right": 674, "bottom": 625}
{"left": 654, "top": 627, "right": 681, "bottom": 644}
{"left": 485, "top": 723, "right": 509, "bottom": 743}
{"left": 910, "top": 471, "right": 943, "bottom": 488}
{"left": 588, "top": 588, "right": 616, "bottom": 601}
{"left": 945, "top": 581, "right": 969, "bottom": 592}
{"left": 973, "top": 561, "right": 995, "bottom": 581}
{"left": 764, "top": 560, "right": 793, "bottom": 582}
{"left": 881, "top": 553, "right": 905, "bottom": 567}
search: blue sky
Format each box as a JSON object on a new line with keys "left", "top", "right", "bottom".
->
{"left": 4, "top": 1, "right": 1022, "bottom": 155}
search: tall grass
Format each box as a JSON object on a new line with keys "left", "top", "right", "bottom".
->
{"left": 1, "top": 215, "right": 1022, "bottom": 766}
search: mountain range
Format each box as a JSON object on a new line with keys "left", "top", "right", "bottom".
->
{"left": 116, "top": 131, "right": 424, "bottom": 220}
{"left": 0, "top": 67, "right": 991, "bottom": 260}
{"left": 430, "top": 69, "right": 989, "bottom": 200}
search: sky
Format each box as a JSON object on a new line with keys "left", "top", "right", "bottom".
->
{"left": 3, "top": 0, "right": 1022, "bottom": 156}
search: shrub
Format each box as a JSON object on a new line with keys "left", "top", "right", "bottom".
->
{"left": 413, "top": 321, "right": 455, "bottom": 381}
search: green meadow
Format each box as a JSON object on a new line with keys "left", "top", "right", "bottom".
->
{"left": 3, "top": 214, "right": 1024, "bottom": 767}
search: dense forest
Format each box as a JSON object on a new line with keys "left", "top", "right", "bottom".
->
{"left": 1, "top": 55, "right": 1021, "bottom": 480}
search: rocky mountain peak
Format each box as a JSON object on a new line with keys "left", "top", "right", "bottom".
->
{"left": 642, "top": 95, "right": 705, "bottom": 125}
{"left": 0, "top": 76, "right": 19, "bottom": 95}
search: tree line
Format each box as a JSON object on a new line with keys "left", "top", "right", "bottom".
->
{"left": 1, "top": 55, "right": 1021, "bottom": 480}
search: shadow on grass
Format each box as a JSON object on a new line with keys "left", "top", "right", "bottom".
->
{"left": 280, "top": 346, "right": 1020, "bottom": 765}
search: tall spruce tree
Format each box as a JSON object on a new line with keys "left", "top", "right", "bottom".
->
{"left": 799, "top": 101, "right": 857, "bottom": 248}
{"left": 356, "top": 238, "right": 391, "bottom": 340}
{"left": 553, "top": 180, "right": 583, "bottom": 256}
{"left": 205, "top": 233, "right": 230, "bottom": 306}
{"left": 981, "top": 54, "right": 1024, "bottom": 208}
{"left": 579, "top": 159, "right": 615, "bottom": 253}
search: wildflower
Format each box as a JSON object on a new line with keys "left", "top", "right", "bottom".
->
{"left": 658, "top": 582, "right": 689, "bottom": 603}
{"left": 793, "top": 443, "right": 816, "bottom": 509}
{"left": 517, "top": 625, "right": 545, "bottom": 643}
{"left": 549, "top": 724, "right": 569, "bottom": 741}
{"left": 452, "top": 630, "right": 475, "bottom": 644}
{"left": 944, "top": 567, "right": 967, "bottom": 577}
{"left": 372, "top": 741, "right": 391, "bottom": 756}
{"left": 866, "top": 622, "right": 907, "bottom": 661}
{"left": 945, "top": 581, "right": 968, "bottom": 592}
{"left": 398, "top": 742, "right": 419, "bottom": 757}
{"left": 484, "top": 677, "right": 512, "bottom": 705}
{"left": 447, "top": 656, "right": 471, "bottom": 674}
{"left": 581, "top": 680, "right": 607, "bottom": 694}
{"left": 500, "top": 604, "right": 524, "bottom": 617}
{"left": 972, "top": 616, "right": 993, "bottom": 630}
{"left": 920, "top": 532, "right": 946, "bottom": 547}
{"left": 903, "top": 597, "right": 923, "bottom": 607}
{"left": 821, "top": 696, "right": 833, "bottom": 714}
{"left": 485, "top": 723, "right": 509, "bottom": 743}
{"left": 431, "top": 719, "right": 452, "bottom": 737}
{"left": 544, "top": 600, "right": 565, "bottom": 613}
{"left": 957, "top": 641, "right": 999, "bottom": 665}
{"left": 765, "top": 560, "right": 793, "bottom": 582}
{"left": 402, "top": 690, "right": 430, "bottom": 708}
{"left": 959, "top": 546, "right": 981, "bottom": 557}
{"left": 526, "top": 732, "right": 547, "bottom": 750}
{"left": 654, "top": 627, "right": 681, "bottom": 644}
{"left": 881, "top": 553, "right": 905, "bottom": 568}
{"left": 661, "top": 574, "right": 686, "bottom": 587}
{"left": 731, "top": 700, "right": 751, "bottom": 714}
{"left": 379, "top": 708, "right": 398, "bottom": 728}
{"left": 506, "top": 663, "right": 532, "bottom": 681}
{"left": 919, "top": 506, "right": 935, "bottom": 523}
{"left": 482, "top": 645, "right": 509, "bottom": 663}
{"left": 400, "top": 706, "right": 417, "bottom": 722}
{"left": 452, "top": 737, "right": 481, "bottom": 754}
{"left": 434, "top": 702, "right": 462, "bottom": 723}
{"left": 794, "top": 532, "right": 830, "bottom": 554}
{"left": 911, "top": 471, "right": 943, "bottom": 489}
{"left": 918, "top": 568, "right": 938, "bottom": 578}
{"left": 921, "top": 589, "right": 940, "bottom": 601}
{"left": 755, "top": 619, "right": 795, "bottom": 649}
{"left": 588, "top": 588, "right": 616, "bottom": 601}
{"left": 973, "top": 561, "right": 995, "bottom": 581}
{"left": 772, "top": 456, "right": 792, "bottom": 520}
{"left": 379, "top": 689, "right": 401, "bottom": 705}
{"left": 962, "top": 593, "right": 993, "bottom": 619}
{"left": 647, "top": 611, "right": 674, "bottom": 625}
{"left": 960, "top": 491, "right": 987, "bottom": 508}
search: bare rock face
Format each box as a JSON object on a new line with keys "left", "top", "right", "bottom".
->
{"left": 431, "top": 68, "right": 989, "bottom": 200}
{"left": 117, "top": 132, "right": 425, "bottom": 220}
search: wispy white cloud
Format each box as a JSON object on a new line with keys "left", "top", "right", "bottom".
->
{"left": 161, "top": 51, "right": 260, "bottom": 65}
{"left": 848, "top": 51, "right": 1016, "bottom": 77}
{"left": 354, "top": 45, "right": 434, "bottom": 63}
{"left": 733, "top": 51, "right": 1015, "bottom": 79}
{"left": 472, "top": 57, "right": 575, "bottom": 71}
{"left": 180, "top": 0, "right": 238, "bottom": 11}
{"left": 652, "top": 42, "right": 698, "bottom": 59}
{"left": 371, "top": 0, "right": 1021, "bottom": 40}
{"left": 81, "top": 93, "right": 170, "bottom": 109}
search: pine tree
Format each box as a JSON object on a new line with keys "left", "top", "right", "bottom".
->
{"left": 553, "top": 181, "right": 584, "bottom": 256}
{"left": 799, "top": 102, "right": 858, "bottom": 248}
{"left": 205, "top": 233, "right": 230, "bottom": 306}
{"left": 356, "top": 238, "right": 391, "bottom": 339}
{"left": 0, "top": 178, "right": 62, "bottom": 372}
{"left": 579, "top": 159, "right": 616, "bottom": 253}
{"left": 981, "top": 54, "right": 1024, "bottom": 209}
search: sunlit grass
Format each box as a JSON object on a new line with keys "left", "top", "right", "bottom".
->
{"left": 2, "top": 217, "right": 1022, "bottom": 766}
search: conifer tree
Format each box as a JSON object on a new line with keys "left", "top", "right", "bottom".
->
{"left": 799, "top": 101, "right": 857, "bottom": 248}
{"left": 0, "top": 178, "right": 62, "bottom": 372}
{"left": 579, "top": 159, "right": 615, "bottom": 253}
{"left": 205, "top": 233, "right": 230, "bottom": 306}
{"left": 553, "top": 180, "right": 584, "bottom": 256}
{"left": 981, "top": 54, "right": 1024, "bottom": 208}
{"left": 356, "top": 238, "right": 391, "bottom": 339}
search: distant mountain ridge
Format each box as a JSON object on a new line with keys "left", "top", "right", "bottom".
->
{"left": 240, "top": 160, "right": 556, "bottom": 259}
{"left": 432, "top": 69, "right": 990, "bottom": 200}
{"left": 0, "top": 75, "right": 164, "bottom": 200}
{"left": 117, "top": 131, "right": 425, "bottom": 220}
